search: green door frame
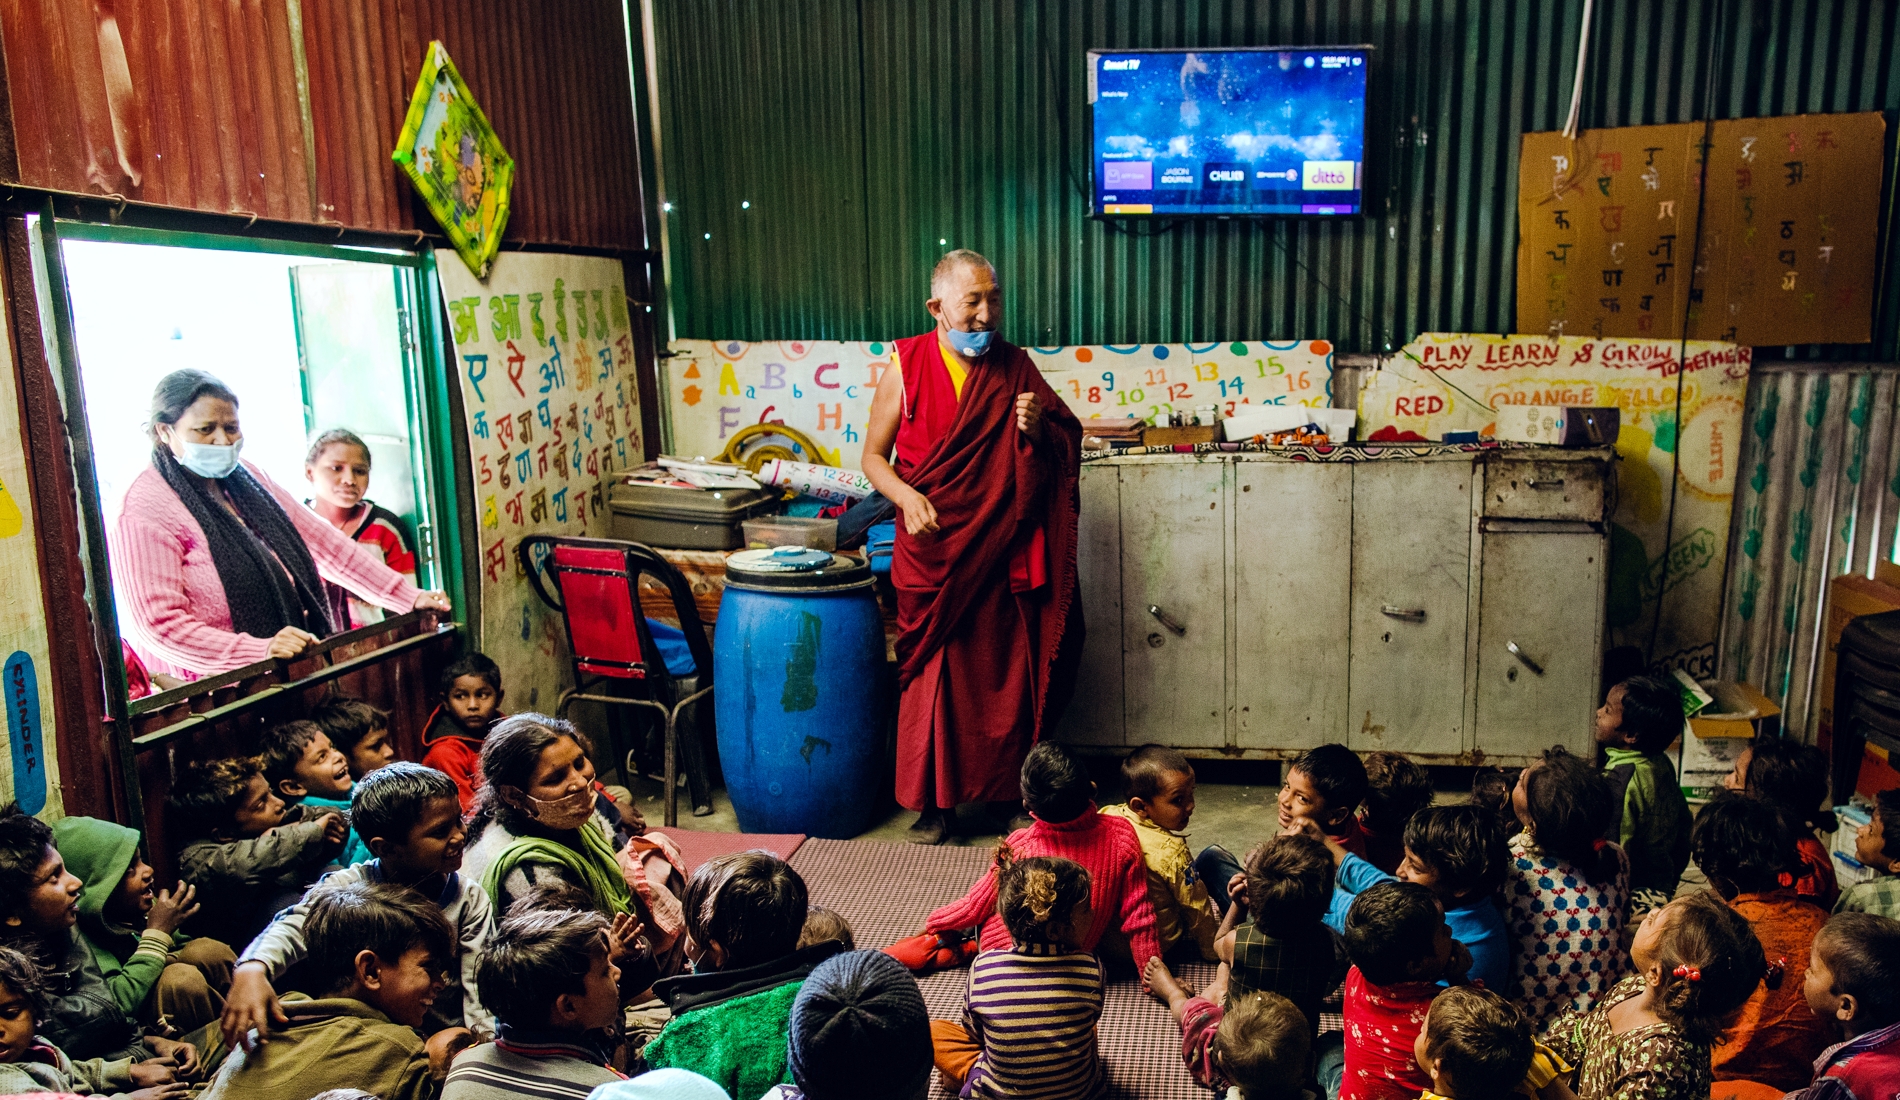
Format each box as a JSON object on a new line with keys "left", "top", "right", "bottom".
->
{"left": 30, "top": 220, "right": 473, "bottom": 782}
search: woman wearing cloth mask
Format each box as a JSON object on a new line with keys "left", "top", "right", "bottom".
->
{"left": 112, "top": 369, "right": 450, "bottom": 680}
{"left": 461, "top": 715, "right": 642, "bottom": 920}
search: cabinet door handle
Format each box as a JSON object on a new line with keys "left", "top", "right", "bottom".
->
{"left": 1147, "top": 605, "right": 1187, "bottom": 636}
{"left": 1380, "top": 605, "right": 1426, "bottom": 622}
{"left": 1507, "top": 641, "right": 1546, "bottom": 676}
{"left": 1527, "top": 477, "right": 1566, "bottom": 490}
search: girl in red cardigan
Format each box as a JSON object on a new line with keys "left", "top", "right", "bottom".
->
{"left": 919, "top": 742, "right": 1162, "bottom": 976}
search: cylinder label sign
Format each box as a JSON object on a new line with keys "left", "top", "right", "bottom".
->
{"left": 5, "top": 652, "right": 45, "bottom": 814}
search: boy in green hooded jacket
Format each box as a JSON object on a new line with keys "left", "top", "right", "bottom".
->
{"left": 51, "top": 816, "right": 236, "bottom": 1039}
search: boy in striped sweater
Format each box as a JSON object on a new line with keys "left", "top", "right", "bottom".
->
{"left": 931, "top": 853, "right": 1105, "bottom": 1099}
{"left": 440, "top": 903, "right": 624, "bottom": 1100}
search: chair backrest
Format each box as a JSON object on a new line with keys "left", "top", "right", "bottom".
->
{"left": 549, "top": 544, "right": 648, "bottom": 679}
{"left": 516, "top": 535, "right": 713, "bottom": 687}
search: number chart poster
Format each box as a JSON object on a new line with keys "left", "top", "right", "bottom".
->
{"left": 0, "top": 262, "right": 59, "bottom": 818}
{"left": 665, "top": 338, "right": 1337, "bottom": 470}
{"left": 1361, "top": 332, "right": 1751, "bottom": 676}
{"left": 1518, "top": 112, "right": 1884, "bottom": 346}
{"left": 438, "top": 251, "right": 641, "bottom": 713}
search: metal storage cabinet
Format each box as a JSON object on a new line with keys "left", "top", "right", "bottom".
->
{"left": 1233, "top": 462, "right": 1351, "bottom": 752}
{"left": 1346, "top": 461, "right": 1473, "bottom": 756}
{"left": 1055, "top": 448, "right": 1611, "bottom": 765}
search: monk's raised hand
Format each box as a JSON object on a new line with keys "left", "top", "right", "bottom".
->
{"left": 1015, "top": 392, "right": 1042, "bottom": 435}
{"left": 899, "top": 489, "right": 940, "bottom": 537}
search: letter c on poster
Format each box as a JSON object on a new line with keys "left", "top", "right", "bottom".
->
{"left": 5, "top": 652, "right": 44, "bottom": 814}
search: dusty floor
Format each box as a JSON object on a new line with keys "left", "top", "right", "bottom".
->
{"left": 622, "top": 756, "right": 1481, "bottom": 859}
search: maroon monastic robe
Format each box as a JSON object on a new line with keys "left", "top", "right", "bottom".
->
{"left": 890, "top": 331, "right": 1083, "bottom": 811}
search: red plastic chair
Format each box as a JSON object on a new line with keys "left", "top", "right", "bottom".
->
{"left": 517, "top": 535, "right": 715, "bottom": 826}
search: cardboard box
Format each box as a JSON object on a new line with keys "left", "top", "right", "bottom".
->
{"left": 1678, "top": 680, "right": 1781, "bottom": 796}
{"left": 1143, "top": 425, "right": 1219, "bottom": 446}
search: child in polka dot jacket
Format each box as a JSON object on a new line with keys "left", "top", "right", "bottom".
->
{"left": 1503, "top": 746, "right": 1633, "bottom": 1032}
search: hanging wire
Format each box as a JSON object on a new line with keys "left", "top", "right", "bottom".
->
{"left": 1645, "top": 0, "right": 1729, "bottom": 669}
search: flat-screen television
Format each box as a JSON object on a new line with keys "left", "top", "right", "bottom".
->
{"left": 1088, "top": 47, "right": 1370, "bottom": 218}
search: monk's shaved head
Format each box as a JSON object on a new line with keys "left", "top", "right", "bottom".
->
{"left": 931, "top": 249, "right": 997, "bottom": 299}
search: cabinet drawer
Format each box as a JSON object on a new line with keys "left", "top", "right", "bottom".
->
{"left": 1482, "top": 458, "right": 1604, "bottom": 521}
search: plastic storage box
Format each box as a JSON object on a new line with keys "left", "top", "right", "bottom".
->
{"left": 741, "top": 516, "right": 838, "bottom": 551}
{"left": 607, "top": 481, "right": 780, "bottom": 550}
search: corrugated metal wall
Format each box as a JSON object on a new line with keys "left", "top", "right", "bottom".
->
{"left": 0, "top": 0, "right": 649, "bottom": 250}
{"left": 653, "top": 0, "right": 1900, "bottom": 354}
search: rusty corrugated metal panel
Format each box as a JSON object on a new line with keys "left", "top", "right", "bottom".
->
{"left": 0, "top": 0, "right": 315, "bottom": 220}
{"left": 654, "top": 0, "right": 1900, "bottom": 358}
{"left": 0, "top": 0, "right": 647, "bottom": 250}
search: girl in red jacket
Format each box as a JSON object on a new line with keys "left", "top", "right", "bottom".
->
{"left": 916, "top": 742, "right": 1161, "bottom": 978}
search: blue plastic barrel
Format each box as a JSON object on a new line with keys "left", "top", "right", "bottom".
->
{"left": 713, "top": 547, "right": 885, "bottom": 837}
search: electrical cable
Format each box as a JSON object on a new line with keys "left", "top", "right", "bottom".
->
{"left": 1645, "top": 0, "right": 1728, "bottom": 669}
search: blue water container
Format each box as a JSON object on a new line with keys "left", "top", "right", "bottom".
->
{"left": 713, "top": 546, "right": 885, "bottom": 837}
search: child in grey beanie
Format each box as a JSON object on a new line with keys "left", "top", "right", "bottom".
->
{"left": 767, "top": 950, "right": 933, "bottom": 1100}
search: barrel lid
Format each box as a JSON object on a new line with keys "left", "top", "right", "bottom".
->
{"left": 726, "top": 547, "right": 872, "bottom": 589}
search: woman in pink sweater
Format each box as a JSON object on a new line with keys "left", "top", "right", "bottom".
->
{"left": 923, "top": 743, "right": 1162, "bottom": 971}
{"left": 112, "top": 369, "right": 450, "bottom": 680}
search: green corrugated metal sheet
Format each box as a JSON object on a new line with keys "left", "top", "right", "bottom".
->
{"left": 652, "top": 0, "right": 1900, "bottom": 355}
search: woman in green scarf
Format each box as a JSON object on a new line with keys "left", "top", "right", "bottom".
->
{"left": 461, "top": 714, "right": 633, "bottom": 917}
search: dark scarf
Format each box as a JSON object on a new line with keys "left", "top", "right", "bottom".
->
{"left": 153, "top": 448, "right": 334, "bottom": 641}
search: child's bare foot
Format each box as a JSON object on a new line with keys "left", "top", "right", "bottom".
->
{"left": 1144, "top": 957, "right": 1193, "bottom": 1017}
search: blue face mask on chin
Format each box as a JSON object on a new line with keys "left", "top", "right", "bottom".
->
{"left": 177, "top": 439, "right": 243, "bottom": 479}
{"left": 944, "top": 326, "right": 995, "bottom": 359}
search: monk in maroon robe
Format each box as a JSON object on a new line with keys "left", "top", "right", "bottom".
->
{"left": 862, "top": 251, "right": 1083, "bottom": 843}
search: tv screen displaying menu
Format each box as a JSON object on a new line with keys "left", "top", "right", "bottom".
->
{"left": 1089, "top": 47, "right": 1370, "bottom": 217}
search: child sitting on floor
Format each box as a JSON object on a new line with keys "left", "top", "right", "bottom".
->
{"left": 796, "top": 906, "right": 854, "bottom": 952}
{"left": 1597, "top": 674, "right": 1693, "bottom": 912}
{"left": 0, "top": 944, "right": 188, "bottom": 1100}
{"left": 0, "top": 804, "right": 199, "bottom": 1073}
{"left": 644, "top": 852, "right": 839, "bottom": 1100}
{"left": 1412, "top": 986, "right": 1533, "bottom": 1100}
{"left": 1503, "top": 745, "right": 1631, "bottom": 1031}
{"left": 260, "top": 720, "right": 371, "bottom": 867}
{"left": 441, "top": 904, "right": 622, "bottom": 1099}
{"left": 1318, "top": 805, "right": 1511, "bottom": 993}
{"left": 763, "top": 950, "right": 933, "bottom": 1100}
{"left": 1360, "top": 752, "right": 1434, "bottom": 876}
{"left": 52, "top": 815, "right": 236, "bottom": 1040}
{"left": 1725, "top": 734, "right": 1839, "bottom": 909}
{"left": 1165, "top": 832, "right": 1343, "bottom": 1039}
{"left": 170, "top": 758, "right": 345, "bottom": 951}
{"left": 424, "top": 652, "right": 507, "bottom": 814}
{"left": 917, "top": 742, "right": 1161, "bottom": 977}
{"left": 201, "top": 881, "right": 456, "bottom": 1100}
{"left": 1333, "top": 881, "right": 1471, "bottom": 1100}
{"left": 225, "top": 762, "right": 497, "bottom": 1046}
{"left": 1836, "top": 789, "right": 1900, "bottom": 919}
{"left": 1544, "top": 891, "right": 1765, "bottom": 1100}
{"left": 1789, "top": 912, "right": 1900, "bottom": 1099}
{"left": 1469, "top": 767, "right": 1526, "bottom": 850}
{"left": 931, "top": 853, "right": 1104, "bottom": 1099}
{"left": 1692, "top": 794, "right": 1833, "bottom": 1092}
{"left": 1201, "top": 745, "right": 1371, "bottom": 917}
{"left": 1147, "top": 951, "right": 1315, "bottom": 1100}
{"left": 310, "top": 696, "right": 399, "bottom": 780}
{"left": 1099, "top": 744, "right": 1222, "bottom": 961}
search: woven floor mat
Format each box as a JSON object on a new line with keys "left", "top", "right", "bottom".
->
{"left": 651, "top": 827, "right": 806, "bottom": 872}
{"left": 788, "top": 838, "right": 1225, "bottom": 1099}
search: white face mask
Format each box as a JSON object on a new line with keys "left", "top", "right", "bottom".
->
{"left": 176, "top": 439, "right": 242, "bottom": 479}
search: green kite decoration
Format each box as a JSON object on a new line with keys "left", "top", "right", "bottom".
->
{"left": 393, "top": 41, "right": 515, "bottom": 279}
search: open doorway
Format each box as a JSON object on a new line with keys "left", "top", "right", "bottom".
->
{"left": 44, "top": 224, "right": 449, "bottom": 694}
